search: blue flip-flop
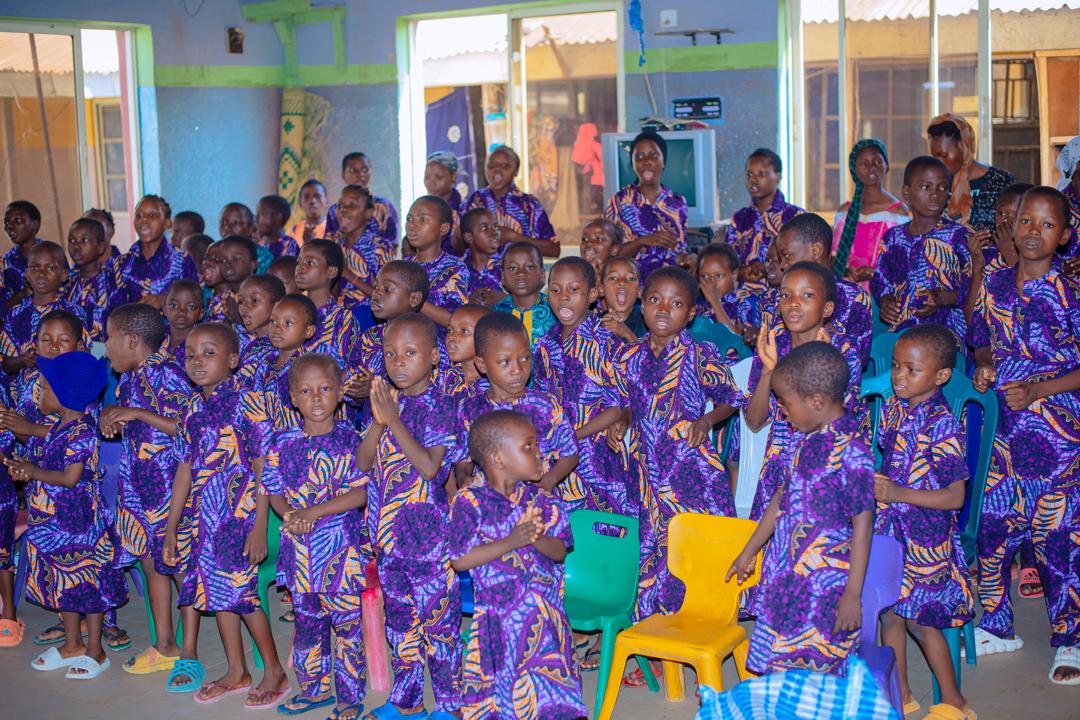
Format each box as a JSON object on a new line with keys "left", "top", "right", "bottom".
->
{"left": 365, "top": 703, "right": 427, "bottom": 719}
{"left": 164, "top": 658, "right": 205, "bottom": 693}
{"left": 327, "top": 704, "right": 364, "bottom": 720}
{"left": 276, "top": 695, "right": 336, "bottom": 715}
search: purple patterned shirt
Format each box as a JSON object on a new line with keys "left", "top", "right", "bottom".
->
{"left": 464, "top": 184, "right": 557, "bottom": 249}
{"left": 605, "top": 183, "right": 688, "bottom": 279}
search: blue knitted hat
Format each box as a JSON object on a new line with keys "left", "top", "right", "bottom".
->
{"left": 37, "top": 351, "right": 108, "bottom": 412}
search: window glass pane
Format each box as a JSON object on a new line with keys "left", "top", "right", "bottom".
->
{"left": 101, "top": 104, "right": 122, "bottom": 139}
{"left": 107, "top": 179, "right": 127, "bottom": 213}
{"left": 104, "top": 141, "right": 125, "bottom": 176}
{"left": 802, "top": 1, "right": 841, "bottom": 214}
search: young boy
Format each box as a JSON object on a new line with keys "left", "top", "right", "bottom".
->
{"left": 170, "top": 210, "right": 205, "bottom": 251}
{"left": 533, "top": 257, "right": 627, "bottom": 517}
{"left": 100, "top": 303, "right": 198, "bottom": 687}
{"left": 162, "top": 322, "right": 287, "bottom": 707}
{"left": 160, "top": 279, "right": 205, "bottom": 370}
{"left": 264, "top": 353, "right": 369, "bottom": 720}
{"left": 287, "top": 179, "right": 328, "bottom": 246}
{"left": 236, "top": 273, "right": 285, "bottom": 361}
{"left": 406, "top": 195, "right": 469, "bottom": 327}
{"left": 358, "top": 314, "right": 462, "bottom": 719}
{"left": 220, "top": 202, "right": 272, "bottom": 274}
{"left": 580, "top": 218, "right": 624, "bottom": 284}
{"left": 598, "top": 256, "right": 646, "bottom": 343}
{"left": 208, "top": 235, "right": 259, "bottom": 324}
{"left": 327, "top": 184, "right": 379, "bottom": 304}
{"left": 493, "top": 241, "right": 554, "bottom": 348}
{"left": 449, "top": 409, "right": 586, "bottom": 718}
{"left": 325, "top": 152, "right": 400, "bottom": 263}
{"left": 352, "top": 261, "right": 431, "bottom": 385}
{"left": 111, "top": 195, "right": 199, "bottom": 310}
{"left": 255, "top": 194, "right": 300, "bottom": 259}
{"left": 872, "top": 156, "right": 972, "bottom": 340}
{"left": 874, "top": 324, "right": 975, "bottom": 717}
{"left": 443, "top": 304, "right": 489, "bottom": 400}
{"left": 454, "top": 312, "right": 578, "bottom": 496}
{"left": 1, "top": 242, "right": 87, "bottom": 377}
{"left": 63, "top": 217, "right": 113, "bottom": 343}
{"left": 464, "top": 145, "right": 559, "bottom": 257}
{"left": 295, "top": 240, "right": 360, "bottom": 367}
{"left": 2, "top": 200, "right": 43, "bottom": 306}
{"left": 460, "top": 207, "right": 506, "bottom": 306}
{"left": 259, "top": 294, "right": 318, "bottom": 432}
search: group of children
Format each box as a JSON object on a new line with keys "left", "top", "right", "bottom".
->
{"left": 0, "top": 137, "right": 1074, "bottom": 720}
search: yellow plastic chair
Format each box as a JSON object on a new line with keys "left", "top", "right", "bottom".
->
{"left": 597, "top": 513, "right": 761, "bottom": 719}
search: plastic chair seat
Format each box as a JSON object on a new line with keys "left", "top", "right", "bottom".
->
{"left": 563, "top": 597, "right": 623, "bottom": 629}
{"left": 616, "top": 615, "right": 749, "bottom": 658}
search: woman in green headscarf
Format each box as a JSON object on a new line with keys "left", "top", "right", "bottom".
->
{"left": 832, "top": 139, "right": 909, "bottom": 286}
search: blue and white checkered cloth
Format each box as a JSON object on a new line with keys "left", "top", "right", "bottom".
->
{"left": 696, "top": 658, "right": 900, "bottom": 720}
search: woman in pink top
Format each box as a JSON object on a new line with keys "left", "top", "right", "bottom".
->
{"left": 832, "top": 139, "right": 909, "bottom": 287}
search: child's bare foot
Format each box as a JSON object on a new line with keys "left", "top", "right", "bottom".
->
{"left": 1050, "top": 646, "right": 1080, "bottom": 685}
{"left": 195, "top": 669, "right": 251, "bottom": 703}
{"left": 244, "top": 666, "right": 289, "bottom": 709}
{"left": 65, "top": 647, "right": 108, "bottom": 677}
{"left": 578, "top": 637, "right": 602, "bottom": 672}
{"left": 278, "top": 694, "right": 334, "bottom": 714}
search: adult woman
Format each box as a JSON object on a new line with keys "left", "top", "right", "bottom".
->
{"left": 832, "top": 139, "right": 909, "bottom": 285}
{"left": 605, "top": 129, "right": 688, "bottom": 280}
{"left": 1056, "top": 135, "right": 1080, "bottom": 261}
{"left": 464, "top": 145, "right": 559, "bottom": 257}
{"left": 927, "top": 113, "right": 1014, "bottom": 232}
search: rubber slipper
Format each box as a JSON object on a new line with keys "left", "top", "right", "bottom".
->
{"left": 622, "top": 668, "right": 649, "bottom": 688}
{"left": 577, "top": 647, "right": 601, "bottom": 673}
{"left": 104, "top": 626, "right": 133, "bottom": 652}
{"left": 0, "top": 618, "right": 25, "bottom": 647}
{"left": 923, "top": 703, "right": 977, "bottom": 719}
{"left": 275, "top": 695, "right": 335, "bottom": 715}
{"left": 123, "top": 645, "right": 180, "bottom": 674}
{"left": 1048, "top": 646, "right": 1080, "bottom": 685}
{"left": 970, "top": 627, "right": 1023, "bottom": 657}
{"left": 328, "top": 704, "right": 365, "bottom": 720}
{"left": 65, "top": 655, "right": 111, "bottom": 680}
{"left": 365, "top": 702, "right": 428, "bottom": 719}
{"left": 165, "top": 658, "right": 206, "bottom": 693}
{"left": 904, "top": 699, "right": 921, "bottom": 715}
{"left": 31, "top": 646, "right": 80, "bottom": 671}
{"left": 244, "top": 682, "right": 291, "bottom": 710}
{"left": 1018, "top": 567, "right": 1044, "bottom": 599}
{"left": 195, "top": 680, "right": 254, "bottom": 705}
{"left": 279, "top": 609, "right": 295, "bottom": 623}
{"left": 32, "top": 622, "right": 73, "bottom": 646}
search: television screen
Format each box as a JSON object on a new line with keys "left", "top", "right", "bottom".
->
{"left": 612, "top": 138, "right": 698, "bottom": 207}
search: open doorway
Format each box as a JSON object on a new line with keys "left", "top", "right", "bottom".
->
{"left": 408, "top": 5, "right": 623, "bottom": 251}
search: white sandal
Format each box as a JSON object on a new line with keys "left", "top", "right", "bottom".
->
{"left": 65, "top": 655, "right": 110, "bottom": 680}
{"left": 31, "top": 646, "right": 80, "bottom": 672}
{"left": 970, "top": 627, "right": 1023, "bottom": 656}
{"left": 1048, "top": 646, "right": 1080, "bottom": 685}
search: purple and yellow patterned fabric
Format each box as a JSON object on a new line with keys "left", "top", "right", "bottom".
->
{"left": 0, "top": 298, "right": 88, "bottom": 359}
{"left": 747, "top": 412, "right": 875, "bottom": 676}
{"left": 110, "top": 239, "right": 198, "bottom": 310}
{"left": 63, "top": 268, "right": 112, "bottom": 343}
{"left": 325, "top": 194, "right": 399, "bottom": 262}
{"left": 725, "top": 191, "right": 804, "bottom": 268}
{"left": 0, "top": 242, "right": 38, "bottom": 304}
{"left": 463, "top": 248, "right": 504, "bottom": 298}
{"left": 417, "top": 253, "right": 469, "bottom": 313}
{"left": 605, "top": 183, "right": 688, "bottom": 280}
{"left": 292, "top": 593, "right": 366, "bottom": 707}
{"left": 874, "top": 392, "right": 975, "bottom": 628}
{"left": 464, "top": 184, "right": 557, "bottom": 250}
{"left": 449, "top": 481, "right": 586, "bottom": 720}
{"left": 304, "top": 298, "right": 361, "bottom": 367}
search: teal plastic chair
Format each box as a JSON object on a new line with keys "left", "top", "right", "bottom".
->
{"left": 563, "top": 510, "right": 658, "bottom": 717}
{"left": 870, "top": 296, "right": 890, "bottom": 340}
{"left": 690, "top": 317, "right": 747, "bottom": 462}
{"left": 860, "top": 370, "right": 999, "bottom": 703}
{"left": 870, "top": 331, "right": 966, "bottom": 377}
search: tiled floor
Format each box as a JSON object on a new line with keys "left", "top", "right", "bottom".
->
{"left": 0, "top": 581, "right": 1075, "bottom": 720}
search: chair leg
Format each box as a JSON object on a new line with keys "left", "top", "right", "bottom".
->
{"left": 963, "top": 620, "right": 977, "bottom": 667}
{"left": 696, "top": 657, "right": 724, "bottom": 693}
{"left": 934, "top": 627, "right": 963, "bottom": 704}
{"left": 733, "top": 639, "right": 752, "bottom": 681}
{"left": 597, "top": 645, "right": 631, "bottom": 720}
{"left": 593, "top": 622, "right": 620, "bottom": 720}
{"left": 662, "top": 660, "right": 685, "bottom": 702}
{"left": 636, "top": 654, "right": 660, "bottom": 693}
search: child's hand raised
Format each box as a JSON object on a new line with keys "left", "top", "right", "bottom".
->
{"left": 243, "top": 527, "right": 268, "bottom": 565}
{"left": 600, "top": 314, "right": 637, "bottom": 343}
{"left": 756, "top": 327, "right": 779, "bottom": 372}
{"left": 18, "top": 346, "right": 37, "bottom": 370}
{"left": 815, "top": 327, "right": 831, "bottom": 344}
{"left": 968, "top": 229, "right": 991, "bottom": 266}
{"left": 369, "top": 377, "right": 400, "bottom": 426}
{"left": 741, "top": 323, "right": 761, "bottom": 348}
{"left": 1065, "top": 256, "right": 1080, "bottom": 277}
{"left": 1001, "top": 380, "right": 1041, "bottom": 411}
{"left": 873, "top": 473, "right": 898, "bottom": 503}
{"left": 878, "top": 296, "right": 901, "bottom": 326}
{"left": 972, "top": 365, "right": 996, "bottom": 393}
{"left": 343, "top": 368, "right": 374, "bottom": 400}
{"left": 740, "top": 262, "right": 767, "bottom": 283}
{"left": 507, "top": 508, "right": 543, "bottom": 550}
{"left": 834, "top": 590, "right": 862, "bottom": 633}
{"left": 725, "top": 550, "right": 757, "bottom": 585}
{"left": 0, "top": 453, "right": 32, "bottom": 481}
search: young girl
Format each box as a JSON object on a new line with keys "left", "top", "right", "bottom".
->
{"left": 965, "top": 182, "right": 1033, "bottom": 324}
{"left": 422, "top": 150, "right": 464, "bottom": 255}
{"left": 533, "top": 257, "right": 628, "bottom": 518}
{"left": 200, "top": 242, "right": 225, "bottom": 311}
{"left": 236, "top": 274, "right": 285, "bottom": 386}
{"left": 111, "top": 194, "right": 199, "bottom": 310}
{"left": 209, "top": 235, "right": 258, "bottom": 324}
{"left": 295, "top": 241, "right": 360, "bottom": 367}
{"left": 258, "top": 294, "right": 318, "bottom": 433}
{"left": 443, "top": 304, "right": 489, "bottom": 400}
{"left": 598, "top": 255, "right": 646, "bottom": 343}
{"left": 1, "top": 200, "right": 42, "bottom": 306}
{"left": 161, "top": 280, "right": 205, "bottom": 371}
{"left": 464, "top": 145, "right": 559, "bottom": 257}
{"left": 696, "top": 242, "right": 750, "bottom": 336}
{"left": 83, "top": 207, "right": 120, "bottom": 264}
{"left": 579, "top": 217, "right": 624, "bottom": 282}
{"left": 493, "top": 241, "right": 555, "bottom": 348}
{"left": 407, "top": 195, "right": 469, "bottom": 328}
{"left": 328, "top": 185, "right": 379, "bottom": 304}
{"left": 450, "top": 409, "right": 586, "bottom": 719}
{"left": 288, "top": 178, "right": 329, "bottom": 247}
{"left": 358, "top": 314, "right": 462, "bottom": 719}
{"left": 4, "top": 350, "right": 125, "bottom": 679}
{"left": 255, "top": 194, "right": 300, "bottom": 259}
{"left": 264, "top": 354, "right": 369, "bottom": 720}
{"left": 63, "top": 217, "right": 112, "bottom": 343}
{"left": 729, "top": 342, "right": 873, "bottom": 676}
{"left": 460, "top": 207, "right": 506, "bottom": 306}
{"left": 163, "top": 322, "right": 287, "bottom": 707}
{"left": 872, "top": 156, "right": 972, "bottom": 340}
{"left": 874, "top": 324, "right": 976, "bottom": 718}
{"left": 608, "top": 266, "right": 744, "bottom": 640}
{"left": 325, "top": 152, "right": 399, "bottom": 263}
{"left": 968, "top": 187, "right": 1080, "bottom": 684}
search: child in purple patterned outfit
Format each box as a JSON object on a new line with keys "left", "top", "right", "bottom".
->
{"left": 63, "top": 217, "right": 113, "bottom": 343}
{"left": 101, "top": 303, "right": 198, "bottom": 685}
{"left": 461, "top": 207, "right": 506, "bottom": 306}
{"left": 111, "top": 194, "right": 199, "bottom": 311}
{"left": 598, "top": 256, "right": 646, "bottom": 343}
{"left": 579, "top": 218, "right": 624, "bottom": 286}
{"left": 220, "top": 202, "right": 273, "bottom": 275}
{"left": 455, "top": 312, "right": 579, "bottom": 498}
{"left": 265, "top": 354, "right": 370, "bottom": 720}
{"left": 874, "top": 325, "right": 976, "bottom": 718}
{"left": 269, "top": 255, "right": 299, "bottom": 295}
{"left": 325, "top": 152, "right": 399, "bottom": 264}
{"left": 256, "top": 195, "right": 301, "bottom": 259}
{"left": 696, "top": 242, "right": 751, "bottom": 339}
{"left": 730, "top": 342, "right": 873, "bottom": 677}
{"left": 162, "top": 322, "right": 287, "bottom": 707}
{"left": 161, "top": 279, "right": 204, "bottom": 372}
{"left": 2, "top": 200, "right": 43, "bottom": 305}
{"left": 296, "top": 241, "right": 360, "bottom": 367}
{"left": 358, "top": 314, "right": 462, "bottom": 719}
{"left": 444, "top": 304, "right": 489, "bottom": 401}
{"left": 450, "top": 409, "right": 586, "bottom": 719}
{"left": 258, "top": 294, "right": 318, "bottom": 433}
{"left": 5, "top": 351, "right": 125, "bottom": 679}
{"left": 407, "top": 195, "right": 469, "bottom": 328}
{"left": 209, "top": 235, "right": 259, "bottom": 323}
{"left": 329, "top": 185, "right": 382, "bottom": 304}
{"left": 493, "top": 242, "right": 555, "bottom": 348}
{"left": 465, "top": 146, "right": 559, "bottom": 258}
{"left": 236, "top": 274, "right": 285, "bottom": 387}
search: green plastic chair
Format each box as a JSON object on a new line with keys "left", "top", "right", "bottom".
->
{"left": 137, "top": 507, "right": 283, "bottom": 669}
{"left": 563, "top": 510, "right": 658, "bottom": 717}
{"left": 690, "top": 316, "right": 747, "bottom": 462}
{"left": 859, "top": 370, "right": 999, "bottom": 702}
{"left": 870, "top": 331, "right": 967, "bottom": 378}
{"left": 870, "top": 296, "right": 890, "bottom": 340}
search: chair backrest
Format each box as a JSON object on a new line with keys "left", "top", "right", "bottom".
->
{"left": 690, "top": 316, "right": 749, "bottom": 361}
{"left": 870, "top": 296, "right": 891, "bottom": 342}
{"left": 730, "top": 357, "right": 769, "bottom": 519}
{"left": 563, "top": 510, "right": 641, "bottom": 616}
{"left": 668, "top": 513, "right": 760, "bottom": 622}
{"left": 870, "top": 329, "right": 966, "bottom": 378}
{"left": 861, "top": 534, "right": 904, "bottom": 647}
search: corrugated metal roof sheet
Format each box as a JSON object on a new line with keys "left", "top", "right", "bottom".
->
{"left": 803, "top": 0, "right": 1080, "bottom": 23}
{"left": 417, "top": 12, "right": 616, "bottom": 62}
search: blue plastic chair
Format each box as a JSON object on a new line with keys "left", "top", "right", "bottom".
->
{"left": 870, "top": 331, "right": 966, "bottom": 378}
{"left": 859, "top": 535, "right": 905, "bottom": 715}
{"left": 860, "top": 370, "right": 999, "bottom": 702}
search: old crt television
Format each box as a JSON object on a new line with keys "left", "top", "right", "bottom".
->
{"left": 601, "top": 128, "right": 719, "bottom": 227}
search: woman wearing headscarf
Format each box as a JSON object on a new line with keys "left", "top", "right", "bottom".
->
{"left": 927, "top": 113, "right": 1015, "bottom": 232}
{"left": 1055, "top": 135, "right": 1080, "bottom": 261}
{"left": 832, "top": 139, "right": 910, "bottom": 286}
{"left": 417, "top": 150, "right": 465, "bottom": 255}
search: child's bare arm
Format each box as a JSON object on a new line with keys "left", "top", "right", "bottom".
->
{"left": 1, "top": 453, "right": 81, "bottom": 488}
{"left": 387, "top": 421, "right": 447, "bottom": 481}
{"left": 875, "top": 474, "right": 965, "bottom": 510}
{"left": 162, "top": 463, "right": 193, "bottom": 566}
{"left": 244, "top": 465, "right": 270, "bottom": 564}
{"left": 836, "top": 509, "right": 872, "bottom": 632}
{"left": 418, "top": 302, "right": 452, "bottom": 328}
{"left": 531, "top": 534, "right": 566, "bottom": 562}
{"left": 356, "top": 422, "right": 382, "bottom": 471}
{"left": 575, "top": 407, "right": 621, "bottom": 441}
{"left": 101, "top": 405, "right": 180, "bottom": 437}
{"left": 286, "top": 487, "right": 368, "bottom": 535}
{"left": 539, "top": 454, "right": 579, "bottom": 493}
{"left": 268, "top": 493, "right": 292, "bottom": 519}
{"left": 452, "top": 510, "right": 543, "bottom": 571}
